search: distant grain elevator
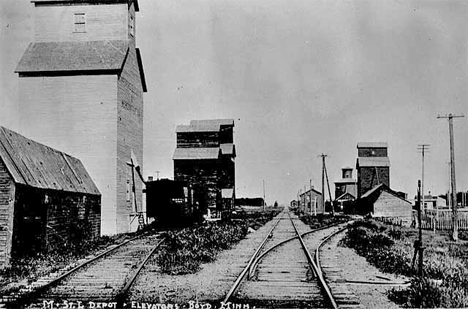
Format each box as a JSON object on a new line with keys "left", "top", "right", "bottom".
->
{"left": 15, "top": 0, "right": 147, "bottom": 235}
{"left": 173, "top": 119, "right": 236, "bottom": 215}
{"left": 356, "top": 142, "right": 390, "bottom": 198}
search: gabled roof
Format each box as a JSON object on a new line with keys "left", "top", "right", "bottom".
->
{"left": 173, "top": 148, "right": 220, "bottom": 160}
{"left": 299, "top": 188, "right": 322, "bottom": 197}
{"left": 220, "top": 144, "right": 236, "bottom": 156}
{"left": 356, "top": 157, "right": 390, "bottom": 167}
{"left": 0, "top": 126, "right": 100, "bottom": 195}
{"left": 361, "top": 184, "right": 410, "bottom": 204}
{"left": 176, "top": 124, "right": 221, "bottom": 133}
{"left": 336, "top": 192, "right": 356, "bottom": 201}
{"left": 16, "top": 40, "right": 128, "bottom": 73}
{"left": 190, "top": 119, "right": 234, "bottom": 127}
{"left": 357, "top": 142, "right": 388, "bottom": 148}
{"left": 31, "top": 0, "right": 140, "bottom": 12}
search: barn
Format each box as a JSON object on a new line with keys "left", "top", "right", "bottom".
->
{"left": 347, "top": 184, "right": 412, "bottom": 226}
{"left": 0, "top": 126, "right": 100, "bottom": 266}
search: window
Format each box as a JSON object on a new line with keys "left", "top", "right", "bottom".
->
{"left": 129, "top": 14, "right": 135, "bottom": 36}
{"left": 74, "top": 13, "right": 86, "bottom": 33}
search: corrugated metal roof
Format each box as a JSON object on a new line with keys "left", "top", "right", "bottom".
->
{"left": 173, "top": 148, "right": 220, "bottom": 160}
{"left": 176, "top": 124, "right": 221, "bottom": 133}
{"left": 30, "top": 0, "right": 140, "bottom": 12}
{"left": 221, "top": 188, "right": 234, "bottom": 198}
{"left": 220, "top": 143, "right": 235, "bottom": 155}
{"left": 15, "top": 40, "right": 128, "bottom": 73}
{"left": 357, "top": 157, "right": 390, "bottom": 167}
{"left": 190, "top": 119, "right": 234, "bottom": 127}
{"left": 357, "top": 142, "right": 388, "bottom": 148}
{"left": 0, "top": 126, "right": 100, "bottom": 195}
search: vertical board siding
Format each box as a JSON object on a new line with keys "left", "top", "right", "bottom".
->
{"left": 18, "top": 75, "right": 118, "bottom": 235}
{"left": 35, "top": 4, "right": 128, "bottom": 42}
{"left": 0, "top": 159, "right": 15, "bottom": 266}
{"left": 117, "top": 43, "right": 144, "bottom": 234}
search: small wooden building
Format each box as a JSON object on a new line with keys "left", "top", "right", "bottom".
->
{"left": 347, "top": 184, "right": 412, "bottom": 226}
{"left": 0, "top": 127, "right": 100, "bottom": 266}
{"left": 299, "top": 188, "right": 324, "bottom": 215}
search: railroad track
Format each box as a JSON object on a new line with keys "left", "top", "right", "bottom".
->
{"left": 14, "top": 232, "right": 164, "bottom": 308}
{"left": 223, "top": 211, "right": 354, "bottom": 309}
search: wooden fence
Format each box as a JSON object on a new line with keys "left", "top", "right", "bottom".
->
{"left": 413, "top": 209, "right": 468, "bottom": 231}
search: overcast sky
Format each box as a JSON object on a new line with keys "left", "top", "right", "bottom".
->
{"left": 1, "top": 0, "right": 467, "bottom": 205}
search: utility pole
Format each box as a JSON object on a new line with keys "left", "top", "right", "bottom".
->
{"left": 310, "top": 179, "right": 313, "bottom": 215}
{"left": 437, "top": 113, "right": 464, "bottom": 241}
{"left": 155, "top": 171, "right": 160, "bottom": 180}
{"left": 263, "top": 180, "right": 266, "bottom": 211}
{"left": 319, "top": 154, "right": 334, "bottom": 215}
{"left": 417, "top": 144, "right": 430, "bottom": 212}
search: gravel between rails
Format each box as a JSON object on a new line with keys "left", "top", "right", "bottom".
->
{"left": 128, "top": 215, "right": 282, "bottom": 305}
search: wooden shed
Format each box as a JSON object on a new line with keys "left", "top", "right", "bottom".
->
{"left": 347, "top": 184, "right": 412, "bottom": 226}
{"left": 0, "top": 126, "right": 101, "bottom": 266}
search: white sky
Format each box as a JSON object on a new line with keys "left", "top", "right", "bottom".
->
{"left": 1, "top": 0, "right": 467, "bottom": 205}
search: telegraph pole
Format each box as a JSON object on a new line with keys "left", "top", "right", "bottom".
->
{"left": 263, "top": 180, "right": 266, "bottom": 211}
{"left": 437, "top": 113, "right": 464, "bottom": 241}
{"left": 319, "top": 154, "right": 334, "bottom": 215}
{"left": 417, "top": 144, "right": 430, "bottom": 212}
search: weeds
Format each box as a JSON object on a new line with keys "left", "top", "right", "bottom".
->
{"left": 156, "top": 210, "right": 280, "bottom": 275}
{"left": 341, "top": 220, "right": 468, "bottom": 308}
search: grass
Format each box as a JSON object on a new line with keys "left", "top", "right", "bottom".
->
{"left": 340, "top": 219, "right": 468, "bottom": 308}
{"left": 156, "top": 208, "right": 282, "bottom": 275}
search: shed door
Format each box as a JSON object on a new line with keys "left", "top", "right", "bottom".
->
{"left": 13, "top": 191, "right": 47, "bottom": 257}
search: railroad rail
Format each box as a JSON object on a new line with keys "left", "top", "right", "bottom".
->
{"left": 13, "top": 231, "right": 164, "bottom": 308}
{"left": 223, "top": 211, "right": 350, "bottom": 308}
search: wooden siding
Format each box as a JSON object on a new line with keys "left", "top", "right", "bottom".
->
{"left": 357, "top": 167, "right": 390, "bottom": 198}
{"left": 357, "top": 147, "right": 388, "bottom": 157}
{"left": 0, "top": 159, "right": 15, "bottom": 266}
{"left": 34, "top": 3, "right": 128, "bottom": 42}
{"left": 299, "top": 190, "right": 324, "bottom": 215}
{"left": 11, "top": 185, "right": 100, "bottom": 258}
{"left": 174, "top": 160, "right": 219, "bottom": 209}
{"left": 176, "top": 132, "right": 220, "bottom": 148}
{"left": 373, "top": 191, "right": 412, "bottom": 225}
{"left": 18, "top": 75, "right": 118, "bottom": 235}
{"left": 117, "top": 42, "right": 143, "bottom": 233}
